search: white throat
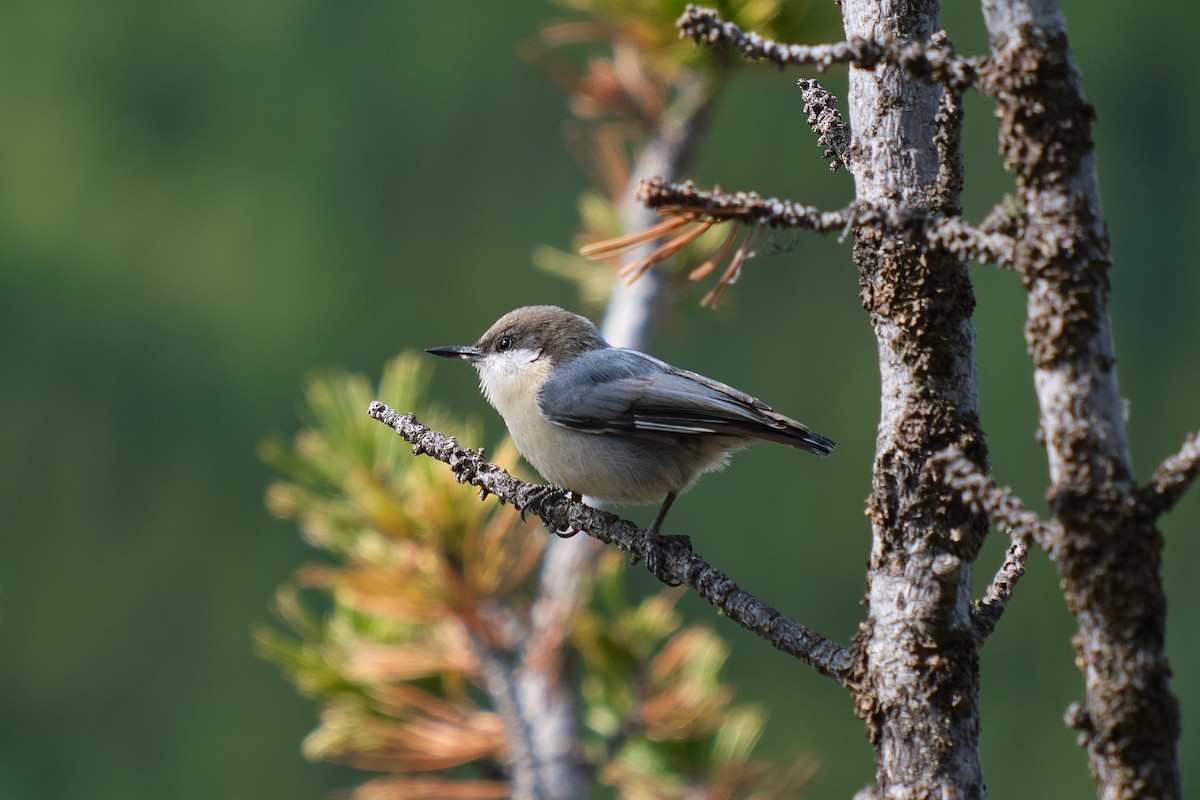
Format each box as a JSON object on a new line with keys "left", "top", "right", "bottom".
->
{"left": 475, "top": 348, "right": 553, "bottom": 423}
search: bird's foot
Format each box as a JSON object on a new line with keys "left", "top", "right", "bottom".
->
{"left": 520, "top": 485, "right": 582, "bottom": 537}
{"left": 631, "top": 529, "right": 692, "bottom": 586}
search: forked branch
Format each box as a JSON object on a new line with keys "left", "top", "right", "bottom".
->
{"left": 933, "top": 448, "right": 1052, "bottom": 640}
{"left": 935, "top": 448, "right": 1057, "bottom": 551}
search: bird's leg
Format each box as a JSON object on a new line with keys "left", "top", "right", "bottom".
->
{"left": 647, "top": 493, "right": 692, "bottom": 550}
{"left": 635, "top": 493, "right": 692, "bottom": 584}
{"left": 647, "top": 492, "right": 678, "bottom": 537}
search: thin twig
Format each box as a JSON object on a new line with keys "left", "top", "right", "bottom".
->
{"left": 369, "top": 403, "right": 855, "bottom": 682}
{"left": 1139, "top": 431, "right": 1200, "bottom": 518}
{"left": 932, "top": 448, "right": 1054, "bottom": 640}
{"left": 677, "top": 4, "right": 980, "bottom": 90}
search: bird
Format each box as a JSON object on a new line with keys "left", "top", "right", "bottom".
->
{"left": 426, "top": 305, "right": 834, "bottom": 537}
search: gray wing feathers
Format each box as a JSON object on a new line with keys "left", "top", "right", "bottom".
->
{"left": 537, "top": 349, "right": 835, "bottom": 456}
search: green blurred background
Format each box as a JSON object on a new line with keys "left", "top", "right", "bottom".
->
{"left": 2, "top": 2, "right": 1196, "bottom": 798}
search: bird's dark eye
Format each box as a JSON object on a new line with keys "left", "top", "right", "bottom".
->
{"left": 496, "top": 336, "right": 514, "bottom": 352}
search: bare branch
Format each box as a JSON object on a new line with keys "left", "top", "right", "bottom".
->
{"left": 637, "top": 177, "right": 855, "bottom": 230}
{"left": 677, "top": 5, "right": 979, "bottom": 90}
{"left": 637, "top": 178, "right": 1015, "bottom": 266}
{"left": 369, "top": 403, "right": 855, "bottom": 682}
{"left": 796, "top": 78, "right": 851, "bottom": 172}
{"left": 982, "top": 2, "right": 1182, "bottom": 793}
{"left": 1139, "top": 431, "right": 1200, "bottom": 518}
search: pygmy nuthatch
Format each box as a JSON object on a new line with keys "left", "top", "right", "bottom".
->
{"left": 427, "top": 305, "right": 834, "bottom": 536}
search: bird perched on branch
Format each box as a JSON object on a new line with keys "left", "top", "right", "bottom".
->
{"left": 427, "top": 305, "right": 833, "bottom": 537}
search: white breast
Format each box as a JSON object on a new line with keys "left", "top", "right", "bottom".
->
{"left": 475, "top": 349, "right": 655, "bottom": 503}
{"left": 474, "top": 349, "right": 737, "bottom": 505}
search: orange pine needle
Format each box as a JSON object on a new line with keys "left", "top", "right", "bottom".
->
{"left": 688, "top": 223, "right": 740, "bottom": 281}
{"left": 536, "top": 20, "right": 610, "bottom": 48}
{"left": 702, "top": 226, "right": 762, "bottom": 307}
{"left": 579, "top": 214, "right": 694, "bottom": 258}
{"left": 619, "top": 219, "right": 715, "bottom": 284}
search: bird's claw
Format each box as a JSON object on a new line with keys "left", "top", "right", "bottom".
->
{"left": 520, "top": 485, "right": 581, "bottom": 537}
{"left": 520, "top": 484, "right": 561, "bottom": 521}
{"left": 632, "top": 530, "right": 692, "bottom": 587}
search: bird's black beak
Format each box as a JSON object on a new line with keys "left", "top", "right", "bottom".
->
{"left": 425, "top": 345, "right": 483, "bottom": 362}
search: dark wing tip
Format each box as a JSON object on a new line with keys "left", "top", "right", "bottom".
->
{"left": 800, "top": 430, "right": 836, "bottom": 457}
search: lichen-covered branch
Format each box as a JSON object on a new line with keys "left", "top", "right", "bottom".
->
{"left": 369, "top": 403, "right": 855, "bottom": 681}
{"left": 923, "top": 215, "right": 1014, "bottom": 266}
{"left": 637, "top": 178, "right": 1014, "bottom": 266}
{"left": 797, "top": 78, "right": 852, "bottom": 171}
{"left": 677, "top": 4, "right": 979, "bottom": 90}
{"left": 1139, "top": 431, "right": 1200, "bottom": 518}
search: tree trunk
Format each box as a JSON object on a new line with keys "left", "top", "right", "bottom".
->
{"left": 842, "top": 1, "right": 989, "bottom": 797}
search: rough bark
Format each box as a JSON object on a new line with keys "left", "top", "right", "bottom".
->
{"left": 979, "top": 2, "right": 1183, "bottom": 797}
{"left": 840, "top": 1, "right": 989, "bottom": 797}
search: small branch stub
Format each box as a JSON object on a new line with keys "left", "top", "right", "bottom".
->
{"left": 971, "top": 531, "right": 1030, "bottom": 642}
{"left": 1140, "top": 431, "right": 1200, "bottom": 518}
{"left": 797, "top": 78, "right": 852, "bottom": 172}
